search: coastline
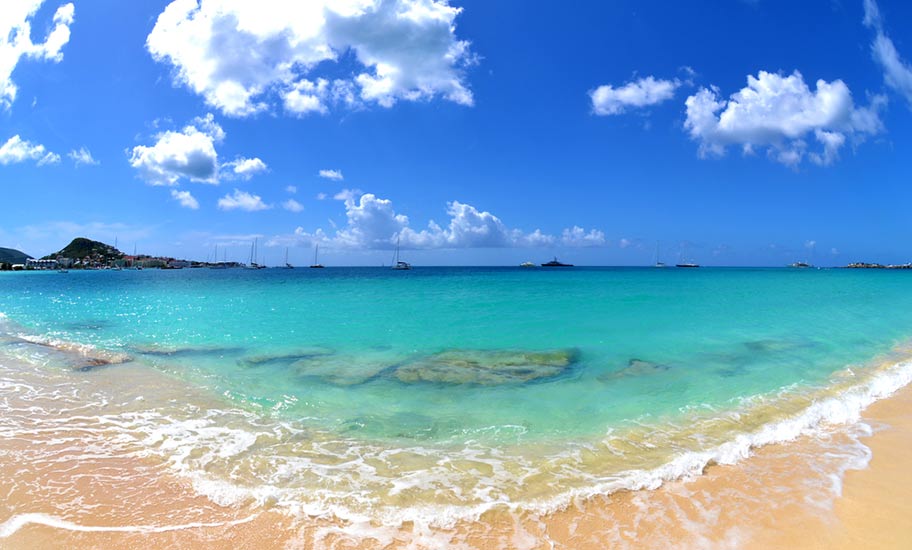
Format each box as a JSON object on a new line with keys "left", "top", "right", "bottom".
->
{"left": 2, "top": 362, "right": 911, "bottom": 549}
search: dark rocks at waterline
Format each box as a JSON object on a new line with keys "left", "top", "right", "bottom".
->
{"left": 599, "top": 358, "right": 671, "bottom": 381}
{"left": 72, "top": 355, "right": 134, "bottom": 372}
{"left": 393, "top": 348, "right": 579, "bottom": 386}
{"left": 237, "top": 348, "right": 335, "bottom": 368}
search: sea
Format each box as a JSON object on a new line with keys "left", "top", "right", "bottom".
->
{"left": 1, "top": 266, "right": 911, "bottom": 548}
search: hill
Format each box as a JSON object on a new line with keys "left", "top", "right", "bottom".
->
{"left": 43, "top": 238, "right": 124, "bottom": 262}
{"left": 0, "top": 247, "right": 31, "bottom": 264}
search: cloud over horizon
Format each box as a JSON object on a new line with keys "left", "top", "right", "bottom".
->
{"left": 129, "top": 114, "right": 265, "bottom": 187}
{"left": 146, "top": 0, "right": 477, "bottom": 117}
{"left": 267, "top": 190, "right": 608, "bottom": 251}
{"left": 684, "top": 70, "right": 884, "bottom": 167}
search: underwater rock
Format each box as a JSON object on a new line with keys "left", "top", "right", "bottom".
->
{"left": 292, "top": 352, "right": 398, "bottom": 386}
{"left": 393, "top": 348, "right": 578, "bottom": 386}
{"left": 132, "top": 344, "right": 246, "bottom": 357}
{"left": 743, "top": 339, "right": 812, "bottom": 353}
{"left": 237, "top": 347, "right": 334, "bottom": 368}
{"left": 71, "top": 352, "right": 133, "bottom": 372}
{"left": 599, "top": 358, "right": 670, "bottom": 380}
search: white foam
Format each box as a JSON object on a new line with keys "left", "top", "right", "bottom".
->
{"left": 0, "top": 512, "right": 256, "bottom": 538}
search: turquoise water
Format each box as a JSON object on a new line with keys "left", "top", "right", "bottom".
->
{"left": 2, "top": 267, "right": 912, "bottom": 522}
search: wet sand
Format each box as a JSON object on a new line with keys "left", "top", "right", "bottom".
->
{"left": 2, "top": 369, "right": 912, "bottom": 549}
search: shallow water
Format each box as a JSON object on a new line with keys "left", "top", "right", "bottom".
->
{"left": 1, "top": 267, "right": 912, "bottom": 542}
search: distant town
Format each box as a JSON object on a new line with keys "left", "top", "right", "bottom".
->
{"left": 0, "top": 237, "right": 231, "bottom": 271}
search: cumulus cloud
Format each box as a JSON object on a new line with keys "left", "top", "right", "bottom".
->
{"left": 319, "top": 168, "right": 344, "bottom": 181}
{"left": 269, "top": 190, "right": 605, "bottom": 251}
{"left": 0, "top": 135, "right": 59, "bottom": 165}
{"left": 170, "top": 189, "right": 200, "bottom": 209}
{"left": 146, "top": 0, "right": 476, "bottom": 117}
{"left": 223, "top": 156, "right": 267, "bottom": 179}
{"left": 590, "top": 76, "right": 680, "bottom": 115}
{"left": 129, "top": 115, "right": 224, "bottom": 185}
{"left": 684, "top": 70, "right": 883, "bottom": 166}
{"left": 217, "top": 189, "right": 271, "bottom": 211}
{"left": 0, "top": 1, "right": 75, "bottom": 110}
{"left": 68, "top": 147, "right": 98, "bottom": 166}
{"left": 286, "top": 185, "right": 297, "bottom": 194}
{"left": 282, "top": 199, "right": 304, "bottom": 212}
{"left": 864, "top": 0, "right": 912, "bottom": 108}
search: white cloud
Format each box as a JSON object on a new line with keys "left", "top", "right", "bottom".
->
{"left": 0, "top": 135, "right": 59, "bottom": 165}
{"left": 590, "top": 76, "right": 680, "bottom": 115}
{"left": 684, "top": 70, "right": 883, "bottom": 166}
{"left": 0, "top": 1, "right": 75, "bottom": 110}
{"left": 316, "top": 192, "right": 328, "bottom": 200}
{"left": 282, "top": 199, "right": 303, "bottom": 212}
{"left": 129, "top": 115, "right": 224, "bottom": 186}
{"left": 170, "top": 189, "right": 200, "bottom": 209}
{"left": 270, "top": 190, "right": 604, "bottom": 251}
{"left": 864, "top": 0, "right": 912, "bottom": 108}
{"left": 562, "top": 226, "right": 607, "bottom": 247}
{"left": 68, "top": 147, "right": 99, "bottom": 166}
{"left": 319, "top": 168, "right": 344, "bottom": 181}
{"left": 217, "top": 189, "right": 271, "bottom": 211}
{"left": 146, "top": 0, "right": 476, "bottom": 117}
{"left": 286, "top": 185, "right": 297, "bottom": 194}
{"left": 223, "top": 156, "right": 267, "bottom": 179}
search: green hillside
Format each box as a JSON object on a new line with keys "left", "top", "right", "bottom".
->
{"left": 43, "top": 238, "right": 124, "bottom": 261}
{"left": 0, "top": 247, "right": 31, "bottom": 264}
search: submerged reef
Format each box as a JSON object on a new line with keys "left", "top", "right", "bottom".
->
{"left": 600, "top": 358, "right": 671, "bottom": 381}
{"left": 393, "top": 348, "right": 578, "bottom": 386}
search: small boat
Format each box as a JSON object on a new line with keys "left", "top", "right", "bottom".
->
{"left": 519, "top": 261, "right": 535, "bottom": 268}
{"left": 57, "top": 268, "right": 68, "bottom": 273}
{"left": 541, "top": 257, "right": 573, "bottom": 267}
{"left": 246, "top": 239, "right": 266, "bottom": 269}
{"left": 391, "top": 236, "right": 411, "bottom": 270}
{"left": 788, "top": 261, "right": 812, "bottom": 268}
{"left": 675, "top": 262, "right": 700, "bottom": 268}
{"left": 309, "top": 245, "right": 324, "bottom": 269}
{"left": 655, "top": 241, "right": 666, "bottom": 267}
{"left": 285, "top": 247, "right": 295, "bottom": 269}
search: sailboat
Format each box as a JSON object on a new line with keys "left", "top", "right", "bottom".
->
{"left": 391, "top": 236, "right": 411, "bottom": 270}
{"left": 246, "top": 238, "right": 266, "bottom": 269}
{"left": 210, "top": 244, "right": 227, "bottom": 269}
{"left": 133, "top": 243, "right": 143, "bottom": 270}
{"left": 284, "top": 247, "right": 294, "bottom": 269}
{"left": 309, "top": 245, "right": 324, "bottom": 268}
{"left": 654, "top": 241, "right": 666, "bottom": 268}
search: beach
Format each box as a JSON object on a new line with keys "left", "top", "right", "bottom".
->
{"left": 2, "top": 360, "right": 911, "bottom": 549}
{"left": 2, "top": 267, "right": 912, "bottom": 548}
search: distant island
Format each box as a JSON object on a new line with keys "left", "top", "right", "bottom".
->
{"left": 844, "top": 262, "right": 912, "bottom": 269}
{"left": 0, "top": 247, "right": 31, "bottom": 266}
{"left": 0, "top": 237, "right": 199, "bottom": 271}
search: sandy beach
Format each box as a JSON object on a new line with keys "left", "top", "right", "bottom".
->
{"left": 2, "top": 361, "right": 912, "bottom": 549}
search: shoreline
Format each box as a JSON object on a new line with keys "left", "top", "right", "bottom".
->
{"left": 1, "top": 318, "right": 911, "bottom": 548}
{"left": 1, "top": 366, "right": 910, "bottom": 548}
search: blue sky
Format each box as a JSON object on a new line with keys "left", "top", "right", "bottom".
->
{"left": 1, "top": 0, "right": 911, "bottom": 266}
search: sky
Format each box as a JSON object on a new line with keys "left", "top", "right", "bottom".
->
{"left": 1, "top": 0, "right": 911, "bottom": 266}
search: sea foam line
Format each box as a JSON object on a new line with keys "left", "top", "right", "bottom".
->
{"left": 0, "top": 512, "right": 257, "bottom": 538}
{"left": 297, "top": 356, "right": 912, "bottom": 530}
